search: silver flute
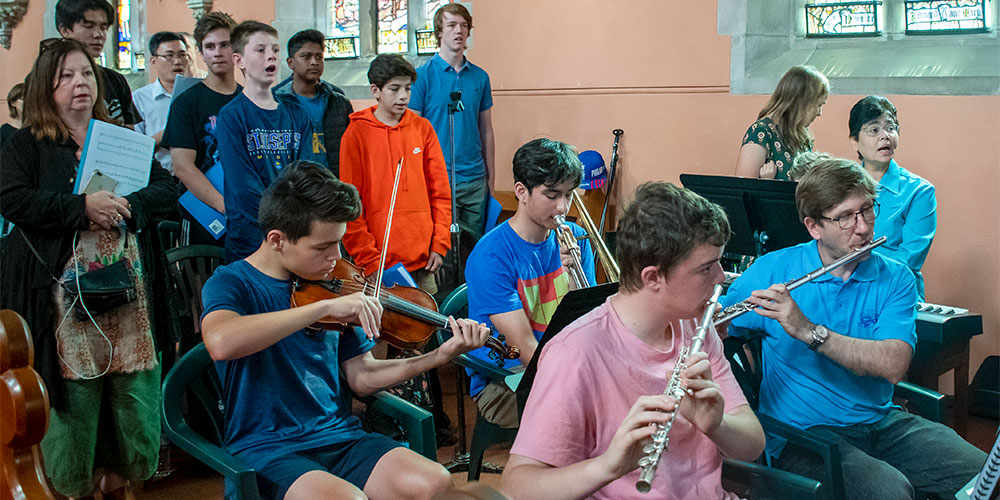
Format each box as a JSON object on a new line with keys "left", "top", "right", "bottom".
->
{"left": 715, "top": 236, "right": 886, "bottom": 325}
{"left": 712, "top": 236, "right": 886, "bottom": 325}
{"left": 635, "top": 284, "right": 724, "bottom": 493}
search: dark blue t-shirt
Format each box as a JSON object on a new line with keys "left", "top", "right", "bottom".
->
{"left": 201, "top": 259, "right": 374, "bottom": 464}
{"left": 216, "top": 94, "right": 312, "bottom": 261}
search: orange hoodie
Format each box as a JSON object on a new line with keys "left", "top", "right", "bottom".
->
{"left": 339, "top": 106, "right": 452, "bottom": 274}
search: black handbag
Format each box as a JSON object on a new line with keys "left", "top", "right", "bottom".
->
{"left": 20, "top": 230, "right": 138, "bottom": 320}
{"left": 63, "top": 258, "right": 137, "bottom": 320}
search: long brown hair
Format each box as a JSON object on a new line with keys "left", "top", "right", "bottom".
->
{"left": 23, "top": 38, "right": 112, "bottom": 142}
{"left": 758, "top": 65, "right": 830, "bottom": 155}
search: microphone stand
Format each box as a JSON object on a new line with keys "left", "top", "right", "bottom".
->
{"left": 597, "top": 129, "right": 623, "bottom": 245}
{"left": 446, "top": 91, "right": 464, "bottom": 293}
{"left": 443, "top": 90, "right": 471, "bottom": 473}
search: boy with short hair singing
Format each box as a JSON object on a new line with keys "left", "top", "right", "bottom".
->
{"left": 216, "top": 20, "right": 313, "bottom": 262}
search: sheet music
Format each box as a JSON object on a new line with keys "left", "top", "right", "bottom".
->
{"left": 75, "top": 120, "right": 154, "bottom": 196}
{"left": 170, "top": 75, "right": 203, "bottom": 102}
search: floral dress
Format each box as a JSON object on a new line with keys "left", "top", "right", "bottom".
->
{"left": 741, "top": 117, "right": 803, "bottom": 181}
{"left": 53, "top": 227, "right": 157, "bottom": 379}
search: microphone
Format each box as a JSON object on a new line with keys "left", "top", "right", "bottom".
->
{"left": 448, "top": 91, "right": 464, "bottom": 113}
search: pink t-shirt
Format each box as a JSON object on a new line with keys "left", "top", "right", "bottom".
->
{"left": 510, "top": 298, "right": 748, "bottom": 500}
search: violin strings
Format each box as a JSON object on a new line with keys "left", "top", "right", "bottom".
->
{"left": 330, "top": 281, "right": 449, "bottom": 326}
{"left": 304, "top": 280, "right": 509, "bottom": 354}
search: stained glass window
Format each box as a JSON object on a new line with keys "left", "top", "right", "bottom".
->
{"left": 116, "top": 0, "right": 132, "bottom": 70}
{"left": 378, "top": 0, "right": 407, "bottom": 53}
{"left": 805, "top": 1, "right": 881, "bottom": 37}
{"left": 417, "top": 0, "right": 445, "bottom": 54}
{"left": 327, "top": 0, "right": 360, "bottom": 59}
{"left": 905, "top": 0, "right": 988, "bottom": 33}
{"left": 425, "top": 0, "right": 445, "bottom": 28}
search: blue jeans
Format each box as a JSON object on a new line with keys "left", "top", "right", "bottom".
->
{"left": 774, "top": 410, "right": 986, "bottom": 499}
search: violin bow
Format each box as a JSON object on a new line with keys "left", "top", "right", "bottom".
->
{"left": 373, "top": 156, "right": 405, "bottom": 301}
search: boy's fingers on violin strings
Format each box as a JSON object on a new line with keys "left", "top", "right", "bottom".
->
{"left": 474, "top": 321, "right": 490, "bottom": 347}
{"left": 447, "top": 316, "right": 483, "bottom": 349}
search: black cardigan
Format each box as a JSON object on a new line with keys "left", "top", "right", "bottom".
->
{"left": 0, "top": 126, "right": 179, "bottom": 409}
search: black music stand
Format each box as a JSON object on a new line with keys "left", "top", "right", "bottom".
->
{"left": 515, "top": 282, "right": 619, "bottom": 417}
{"left": 679, "top": 174, "right": 811, "bottom": 257}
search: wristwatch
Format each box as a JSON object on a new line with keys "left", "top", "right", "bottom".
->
{"left": 808, "top": 324, "right": 830, "bottom": 351}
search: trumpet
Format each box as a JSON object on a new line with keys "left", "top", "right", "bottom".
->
{"left": 713, "top": 236, "right": 887, "bottom": 325}
{"left": 636, "top": 284, "right": 725, "bottom": 493}
{"left": 570, "top": 191, "right": 620, "bottom": 282}
{"left": 555, "top": 215, "right": 588, "bottom": 289}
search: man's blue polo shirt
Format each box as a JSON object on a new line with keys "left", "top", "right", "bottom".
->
{"left": 722, "top": 240, "right": 918, "bottom": 459}
{"left": 410, "top": 53, "right": 493, "bottom": 185}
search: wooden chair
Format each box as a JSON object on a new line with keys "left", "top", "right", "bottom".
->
{"left": 1, "top": 309, "right": 55, "bottom": 500}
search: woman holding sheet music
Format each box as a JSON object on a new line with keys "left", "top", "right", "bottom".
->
{"left": 0, "top": 38, "right": 176, "bottom": 500}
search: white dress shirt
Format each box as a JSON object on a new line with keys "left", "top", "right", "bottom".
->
{"left": 132, "top": 79, "right": 173, "bottom": 172}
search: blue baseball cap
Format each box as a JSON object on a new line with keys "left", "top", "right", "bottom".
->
{"left": 578, "top": 150, "right": 607, "bottom": 190}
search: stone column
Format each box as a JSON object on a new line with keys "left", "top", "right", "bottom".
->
{"left": 0, "top": 0, "right": 29, "bottom": 49}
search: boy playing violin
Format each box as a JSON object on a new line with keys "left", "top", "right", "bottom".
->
{"left": 200, "top": 162, "right": 490, "bottom": 500}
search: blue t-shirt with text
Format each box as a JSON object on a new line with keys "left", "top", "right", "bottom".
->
{"left": 216, "top": 94, "right": 312, "bottom": 261}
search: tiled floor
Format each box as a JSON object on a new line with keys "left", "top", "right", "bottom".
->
{"left": 135, "top": 362, "right": 997, "bottom": 499}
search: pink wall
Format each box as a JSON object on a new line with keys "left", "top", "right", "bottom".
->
{"left": 0, "top": 0, "right": 44, "bottom": 113}
{"left": 471, "top": 0, "right": 1000, "bottom": 388}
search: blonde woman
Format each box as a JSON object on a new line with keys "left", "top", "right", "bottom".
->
{"left": 735, "top": 65, "right": 830, "bottom": 180}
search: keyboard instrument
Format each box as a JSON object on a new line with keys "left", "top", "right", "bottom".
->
{"left": 915, "top": 302, "right": 982, "bottom": 344}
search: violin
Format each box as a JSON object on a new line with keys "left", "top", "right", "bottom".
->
{"left": 290, "top": 259, "right": 519, "bottom": 360}
{"left": 1, "top": 309, "right": 56, "bottom": 500}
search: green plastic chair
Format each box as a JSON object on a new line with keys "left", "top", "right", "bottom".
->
{"left": 724, "top": 331, "right": 946, "bottom": 500}
{"left": 437, "top": 284, "right": 518, "bottom": 481}
{"left": 161, "top": 343, "right": 437, "bottom": 500}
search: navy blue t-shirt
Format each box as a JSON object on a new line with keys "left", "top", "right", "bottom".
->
{"left": 201, "top": 259, "right": 374, "bottom": 464}
{"left": 216, "top": 94, "right": 312, "bottom": 261}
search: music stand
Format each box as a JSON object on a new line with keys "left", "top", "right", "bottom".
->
{"left": 515, "top": 282, "right": 619, "bottom": 417}
{"left": 679, "top": 174, "right": 811, "bottom": 257}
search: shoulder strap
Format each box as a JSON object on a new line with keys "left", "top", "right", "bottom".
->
{"left": 18, "top": 229, "right": 63, "bottom": 287}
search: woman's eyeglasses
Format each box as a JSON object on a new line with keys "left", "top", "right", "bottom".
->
{"left": 861, "top": 124, "right": 899, "bottom": 137}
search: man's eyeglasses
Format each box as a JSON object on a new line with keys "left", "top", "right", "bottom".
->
{"left": 819, "top": 201, "right": 879, "bottom": 230}
{"left": 154, "top": 52, "right": 189, "bottom": 61}
{"left": 861, "top": 124, "right": 899, "bottom": 137}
